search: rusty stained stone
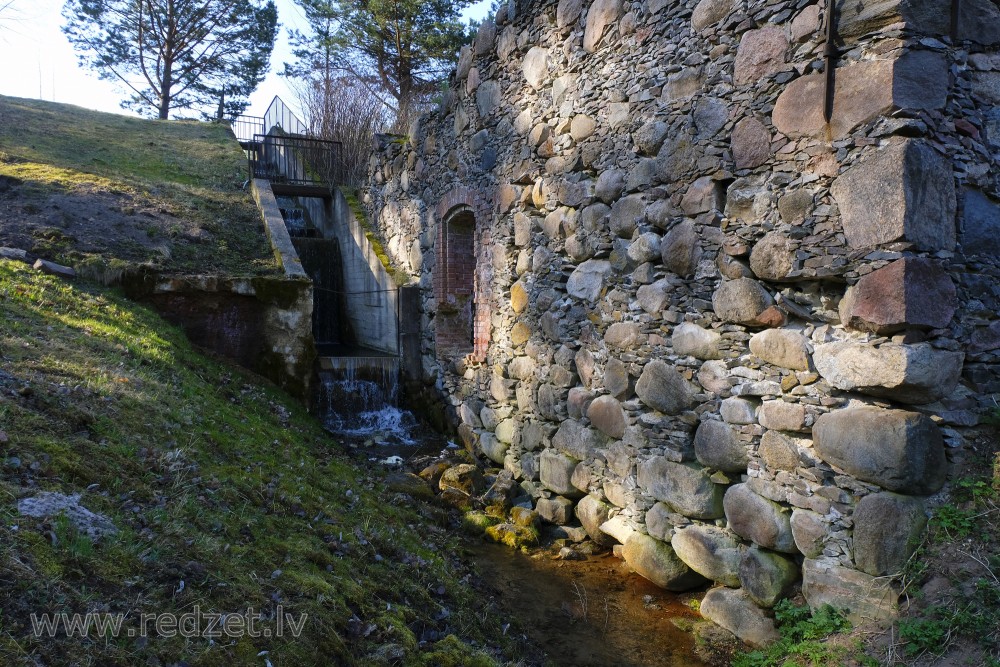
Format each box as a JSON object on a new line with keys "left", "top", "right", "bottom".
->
{"left": 839, "top": 257, "right": 956, "bottom": 334}
{"left": 772, "top": 52, "right": 948, "bottom": 141}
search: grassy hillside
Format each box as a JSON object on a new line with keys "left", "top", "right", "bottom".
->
{"left": 0, "top": 260, "right": 523, "bottom": 666}
{"left": 0, "top": 96, "right": 276, "bottom": 276}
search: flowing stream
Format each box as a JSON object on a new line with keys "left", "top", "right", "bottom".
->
{"left": 314, "top": 357, "right": 709, "bottom": 666}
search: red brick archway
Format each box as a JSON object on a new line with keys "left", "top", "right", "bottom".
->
{"left": 435, "top": 188, "right": 491, "bottom": 362}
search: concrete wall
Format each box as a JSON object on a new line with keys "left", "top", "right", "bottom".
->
{"left": 363, "top": 0, "right": 1000, "bottom": 643}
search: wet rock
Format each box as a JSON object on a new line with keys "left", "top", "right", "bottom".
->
{"left": 749, "top": 329, "right": 811, "bottom": 371}
{"left": 812, "top": 407, "right": 946, "bottom": 495}
{"left": 587, "top": 395, "right": 627, "bottom": 438}
{"left": 638, "top": 459, "right": 725, "bottom": 520}
{"left": 802, "top": 558, "right": 899, "bottom": 625}
{"left": 853, "top": 492, "right": 927, "bottom": 576}
{"left": 694, "top": 419, "right": 748, "bottom": 473}
{"left": 700, "top": 587, "right": 780, "bottom": 647}
{"left": 830, "top": 139, "right": 956, "bottom": 252}
{"left": 739, "top": 546, "right": 799, "bottom": 608}
{"left": 671, "top": 525, "right": 742, "bottom": 587}
{"left": 812, "top": 342, "right": 963, "bottom": 404}
{"left": 672, "top": 322, "right": 722, "bottom": 360}
{"left": 636, "top": 360, "right": 694, "bottom": 415}
{"left": 723, "top": 484, "right": 797, "bottom": 553}
{"left": 712, "top": 278, "right": 774, "bottom": 325}
{"left": 623, "top": 533, "right": 707, "bottom": 591}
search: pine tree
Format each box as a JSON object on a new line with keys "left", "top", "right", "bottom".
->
{"left": 284, "top": 0, "right": 475, "bottom": 122}
{"left": 63, "top": 0, "right": 278, "bottom": 120}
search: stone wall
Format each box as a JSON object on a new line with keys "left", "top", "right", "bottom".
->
{"left": 363, "top": 0, "right": 1000, "bottom": 644}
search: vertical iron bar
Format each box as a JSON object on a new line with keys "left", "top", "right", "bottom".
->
{"left": 951, "top": 0, "right": 961, "bottom": 41}
{"left": 822, "top": 0, "right": 838, "bottom": 125}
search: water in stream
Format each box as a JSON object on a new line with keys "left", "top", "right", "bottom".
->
{"left": 316, "top": 358, "right": 709, "bottom": 666}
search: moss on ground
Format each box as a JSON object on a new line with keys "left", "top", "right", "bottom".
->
{"left": 0, "top": 260, "right": 526, "bottom": 666}
{"left": 0, "top": 95, "right": 277, "bottom": 276}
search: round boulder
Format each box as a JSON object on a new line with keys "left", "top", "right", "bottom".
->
{"left": 671, "top": 525, "right": 742, "bottom": 587}
{"left": 723, "top": 483, "right": 797, "bottom": 553}
{"left": 623, "top": 533, "right": 707, "bottom": 591}
{"left": 712, "top": 278, "right": 774, "bottom": 325}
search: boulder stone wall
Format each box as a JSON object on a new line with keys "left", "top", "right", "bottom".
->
{"left": 363, "top": 0, "right": 1000, "bottom": 642}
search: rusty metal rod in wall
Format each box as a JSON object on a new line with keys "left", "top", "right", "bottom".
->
{"left": 951, "top": 0, "right": 962, "bottom": 41}
{"left": 822, "top": 0, "right": 838, "bottom": 125}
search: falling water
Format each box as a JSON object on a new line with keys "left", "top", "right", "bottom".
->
{"left": 316, "top": 355, "right": 419, "bottom": 446}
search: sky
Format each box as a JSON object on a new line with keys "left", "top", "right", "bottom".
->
{"left": 0, "top": 0, "right": 490, "bottom": 120}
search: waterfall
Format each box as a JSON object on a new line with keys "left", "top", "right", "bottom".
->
{"left": 316, "top": 355, "right": 418, "bottom": 445}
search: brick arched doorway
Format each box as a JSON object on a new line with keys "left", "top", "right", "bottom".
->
{"left": 435, "top": 203, "right": 489, "bottom": 363}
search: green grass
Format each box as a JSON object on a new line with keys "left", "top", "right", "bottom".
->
{"left": 732, "top": 601, "right": 869, "bottom": 667}
{"left": 0, "top": 260, "right": 522, "bottom": 666}
{"left": 895, "top": 470, "right": 1000, "bottom": 660}
{"left": 0, "top": 95, "right": 277, "bottom": 275}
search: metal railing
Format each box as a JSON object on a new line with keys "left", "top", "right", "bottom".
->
{"left": 248, "top": 133, "right": 342, "bottom": 188}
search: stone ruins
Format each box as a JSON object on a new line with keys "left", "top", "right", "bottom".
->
{"left": 361, "top": 0, "right": 1000, "bottom": 644}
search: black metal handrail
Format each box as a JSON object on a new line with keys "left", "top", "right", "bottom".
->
{"left": 248, "top": 133, "right": 343, "bottom": 188}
